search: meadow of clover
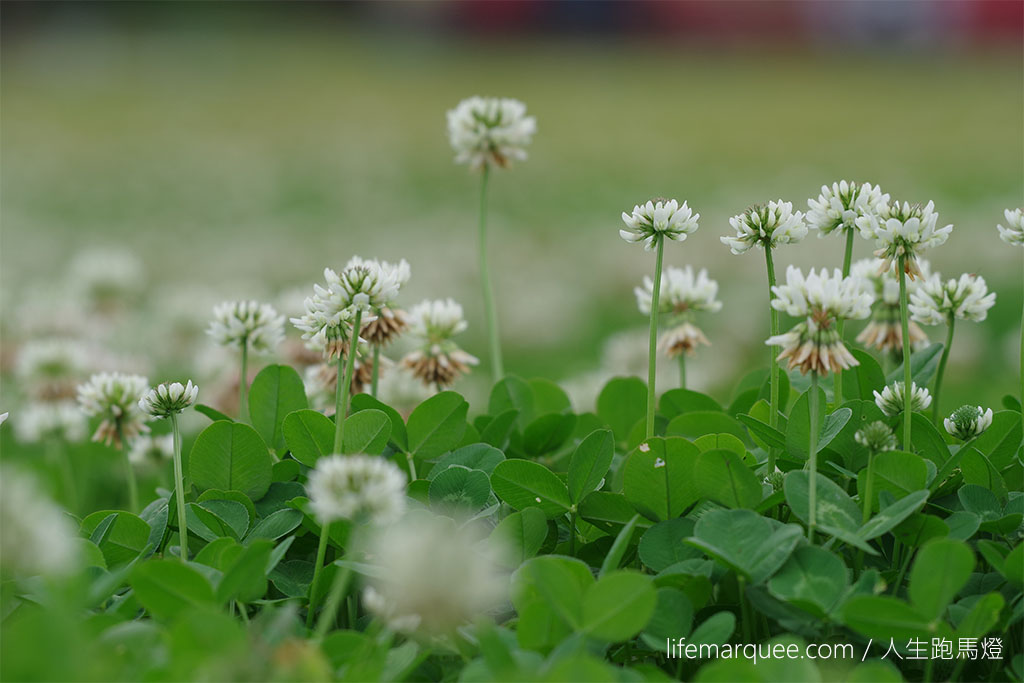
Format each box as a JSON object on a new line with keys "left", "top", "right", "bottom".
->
{"left": 2, "top": 19, "right": 1023, "bottom": 683}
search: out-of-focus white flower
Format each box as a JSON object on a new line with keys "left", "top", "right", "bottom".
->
{"left": 402, "top": 299, "right": 478, "bottom": 388}
{"left": 376, "top": 365, "right": 433, "bottom": 417}
{"left": 620, "top": 199, "right": 699, "bottom": 251}
{"left": 208, "top": 300, "right": 285, "bottom": 354}
{"left": 308, "top": 454, "right": 407, "bottom": 526}
{"left": 910, "top": 273, "right": 996, "bottom": 326}
{"left": 771, "top": 266, "right": 874, "bottom": 321}
{"left": 362, "top": 513, "right": 506, "bottom": 637}
{"left": 128, "top": 433, "right": 174, "bottom": 466}
{"left": 302, "top": 352, "right": 378, "bottom": 412}
{"left": 658, "top": 323, "right": 711, "bottom": 359}
{"left": 635, "top": 266, "right": 721, "bottom": 315}
{"left": 807, "top": 181, "right": 889, "bottom": 237}
{"left": 67, "top": 247, "right": 143, "bottom": 312}
{"left": 854, "top": 420, "right": 898, "bottom": 453}
{"left": 855, "top": 200, "right": 952, "bottom": 279}
{"left": 852, "top": 258, "right": 930, "bottom": 353}
{"left": 138, "top": 380, "right": 199, "bottom": 419}
{"left": 14, "top": 401, "right": 88, "bottom": 443}
{"left": 997, "top": 208, "right": 1024, "bottom": 247}
{"left": 447, "top": 96, "right": 536, "bottom": 171}
{"left": 0, "top": 412, "right": 7, "bottom": 427}
{"left": 944, "top": 405, "right": 993, "bottom": 440}
{"left": 76, "top": 372, "right": 150, "bottom": 447}
{"left": 14, "top": 339, "right": 92, "bottom": 401}
{"left": 0, "top": 467, "right": 79, "bottom": 578}
{"left": 874, "top": 381, "right": 932, "bottom": 417}
{"left": 722, "top": 201, "right": 807, "bottom": 254}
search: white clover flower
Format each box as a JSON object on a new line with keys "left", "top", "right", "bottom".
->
{"left": 766, "top": 320, "right": 858, "bottom": 376}
{"left": 447, "top": 96, "right": 536, "bottom": 171}
{"left": 997, "top": 208, "right": 1024, "bottom": 247}
{"left": 807, "top": 181, "right": 889, "bottom": 237}
{"left": 722, "top": 200, "right": 807, "bottom": 254}
{"left": 658, "top": 322, "right": 711, "bottom": 359}
{"left": 67, "top": 247, "right": 144, "bottom": 312}
{"left": 854, "top": 420, "right": 898, "bottom": 453}
{"left": 128, "top": 433, "right": 175, "bottom": 466}
{"left": 362, "top": 513, "right": 506, "bottom": 637}
{"left": 620, "top": 199, "right": 700, "bottom": 251}
{"left": 308, "top": 454, "right": 407, "bottom": 526}
{"left": 77, "top": 372, "right": 151, "bottom": 447}
{"left": 407, "top": 298, "right": 468, "bottom": 343}
{"left": 207, "top": 300, "right": 286, "bottom": 354}
{"left": 346, "top": 257, "right": 411, "bottom": 346}
{"left": 852, "top": 257, "right": 930, "bottom": 352}
{"left": 634, "top": 266, "right": 722, "bottom": 316}
{"left": 771, "top": 266, "right": 874, "bottom": 321}
{"left": 0, "top": 467, "right": 79, "bottom": 578}
{"left": 874, "top": 381, "right": 932, "bottom": 417}
{"left": 855, "top": 200, "right": 952, "bottom": 279}
{"left": 944, "top": 405, "right": 993, "bottom": 440}
{"left": 14, "top": 339, "right": 91, "bottom": 401}
{"left": 376, "top": 365, "right": 433, "bottom": 418}
{"left": 14, "top": 401, "right": 88, "bottom": 443}
{"left": 909, "top": 273, "right": 996, "bottom": 326}
{"left": 138, "top": 380, "right": 199, "bottom": 419}
{"left": 403, "top": 299, "right": 478, "bottom": 388}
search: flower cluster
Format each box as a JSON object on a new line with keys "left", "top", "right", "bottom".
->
{"left": 208, "top": 300, "right": 285, "bottom": 353}
{"left": 76, "top": 372, "right": 151, "bottom": 447}
{"left": 997, "top": 208, "right": 1024, "bottom": 247}
{"left": 138, "top": 380, "right": 199, "bottom": 419}
{"left": 352, "top": 257, "right": 411, "bottom": 347}
{"left": 634, "top": 266, "right": 721, "bottom": 316}
{"left": 14, "top": 401, "right": 88, "bottom": 443}
{"left": 874, "top": 381, "right": 932, "bottom": 417}
{"left": 620, "top": 199, "right": 700, "bottom": 251}
{"left": 0, "top": 468, "right": 79, "bottom": 578}
{"left": 856, "top": 200, "right": 952, "bottom": 279}
{"left": 909, "top": 273, "right": 996, "bottom": 326}
{"left": 307, "top": 454, "right": 407, "bottom": 527}
{"left": 722, "top": 201, "right": 807, "bottom": 254}
{"left": 402, "top": 299, "right": 479, "bottom": 388}
{"left": 68, "top": 247, "right": 143, "bottom": 313}
{"left": 15, "top": 339, "right": 91, "bottom": 401}
{"left": 854, "top": 420, "right": 899, "bottom": 453}
{"left": 944, "top": 405, "right": 993, "bottom": 440}
{"left": 447, "top": 96, "right": 536, "bottom": 171}
{"left": 852, "top": 258, "right": 929, "bottom": 353}
{"left": 807, "top": 181, "right": 889, "bottom": 237}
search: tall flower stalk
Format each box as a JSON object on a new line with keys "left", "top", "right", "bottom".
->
{"left": 622, "top": 199, "right": 700, "bottom": 437}
{"left": 447, "top": 96, "right": 536, "bottom": 384}
{"left": 724, "top": 201, "right": 808, "bottom": 469}
{"left": 207, "top": 301, "right": 285, "bottom": 423}
{"left": 998, "top": 208, "right": 1024, "bottom": 443}
{"left": 855, "top": 421, "right": 898, "bottom": 523}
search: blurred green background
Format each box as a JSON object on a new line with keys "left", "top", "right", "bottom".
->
{"left": 3, "top": 2, "right": 1022, "bottom": 417}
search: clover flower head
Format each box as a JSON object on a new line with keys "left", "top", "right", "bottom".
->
{"left": 128, "top": 433, "right": 175, "bottom": 466}
{"left": 0, "top": 467, "right": 79, "bottom": 578}
{"left": 851, "top": 257, "right": 930, "bottom": 306}
{"left": 771, "top": 266, "right": 874, "bottom": 322}
{"left": 873, "top": 381, "right": 931, "bottom": 417}
{"left": 807, "top": 180, "right": 889, "bottom": 237}
{"left": 14, "top": 401, "right": 88, "bottom": 444}
{"left": 620, "top": 198, "right": 700, "bottom": 251}
{"left": 635, "top": 266, "right": 722, "bottom": 316}
{"left": 944, "top": 405, "right": 993, "bottom": 440}
{"left": 68, "top": 247, "right": 144, "bottom": 312}
{"left": 208, "top": 300, "right": 286, "bottom": 353}
{"left": 76, "top": 372, "right": 150, "bottom": 447}
{"left": 909, "top": 272, "right": 996, "bottom": 326}
{"left": 341, "top": 256, "right": 408, "bottom": 308}
{"left": 722, "top": 200, "right": 807, "bottom": 254}
{"left": 766, "top": 319, "right": 859, "bottom": 376}
{"left": 402, "top": 298, "right": 479, "bottom": 388}
{"left": 997, "top": 208, "right": 1024, "bottom": 247}
{"left": 362, "top": 512, "right": 506, "bottom": 637}
{"left": 659, "top": 323, "right": 711, "bottom": 359}
{"left": 851, "top": 258, "right": 930, "bottom": 352}
{"left": 407, "top": 298, "right": 468, "bottom": 343}
{"left": 291, "top": 295, "right": 359, "bottom": 359}
{"left": 447, "top": 96, "right": 536, "bottom": 171}
{"left": 138, "top": 380, "right": 199, "bottom": 419}
{"left": 855, "top": 200, "right": 952, "bottom": 279}
{"left": 855, "top": 420, "right": 899, "bottom": 453}
{"left": 308, "top": 454, "right": 407, "bottom": 526}
{"left": 15, "top": 339, "right": 91, "bottom": 401}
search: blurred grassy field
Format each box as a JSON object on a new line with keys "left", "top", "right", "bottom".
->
{"left": 3, "top": 14, "right": 1022, "bottom": 411}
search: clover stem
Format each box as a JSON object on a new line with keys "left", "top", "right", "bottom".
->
{"left": 117, "top": 423, "right": 138, "bottom": 513}
{"left": 568, "top": 508, "right": 577, "bottom": 556}
{"left": 315, "top": 562, "right": 353, "bottom": 639}
{"left": 833, "top": 228, "right": 856, "bottom": 405}
{"left": 170, "top": 412, "right": 188, "bottom": 561}
{"left": 678, "top": 354, "right": 686, "bottom": 390}
{"left": 861, "top": 449, "right": 877, "bottom": 525}
{"left": 238, "top": 342, "right": 249, "bottom": 423}
{"left": 371, "top": 344, "right": 380, "bottom": 398}
{"left": 307, "top": 520, "right": 331, "bottom": 629}
{"left": 932, "top": 315, "right": 956, "bottom": 425}
{"left": 333, "top": 309, "right": 363, "bottom": 454}
{"left": 898, "top": 256, "right": 913, "bottom": 450}
{"left": 808, "top": 371, "right": 820, "bottom": 541}
{"left": 478, "top": 164, "right": 504, "bottom": 382}
{"left": 646, "top": 236, "right": 665, "bottom": 438}
{"left": 764, "top": 247, "right": 780, "bottom": 471}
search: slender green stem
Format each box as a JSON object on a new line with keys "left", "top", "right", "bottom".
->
{"left": 898, "top": 257, "right": 913, "bottom": 450}
{"left": 333, "top": 310, "right": 362, "bottom": 454}
{"left": 238, "top": 342, "right": 249, "bottom": 423}
{"left": 170, "top": 413, "right": 188, "bottom": 561}
{"left": 47, "top": 437, "right": 78, "bottom": 512}
{"left": 306, "top": 520, "right": 331, "bottom": 629}
{"left": 678, "top": 354, "right": 686, "bottom": 390}
{"left": 808, "top": 372, "right": 820, "bottom": 541}
{"left": 477, "top": 164, "right": 503, "bottom": 382}
{"left": 765, "top": 247, "right": 780, "bottom": 471}
{"left": 833, "top": 229, "right": 856, "bottom": 406}
{"left": 371, "top": 344, "right": 380, "bottom": 398}
{"left": 861, "top": 450, "right": 876, "bottom": 524}
{"left": 117, "top": 424, "right": 138, "bottom": 513}
{"left": 315, "top": 563, "right": 353, "bottom": 639}
{"left": 1019, "top": 250, "right": 1023, "bottom": 452}
{"left": 646, "top": 236, "right": 665, "bottom": 438}
{"left": 405, "top": 452, "right": 417, "bottom": 481}
{"left": 932, "top": 315, "right": 956, "bottom": 425}
{"left": 568, "top": 507, "right": 577, "bottom": 556}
